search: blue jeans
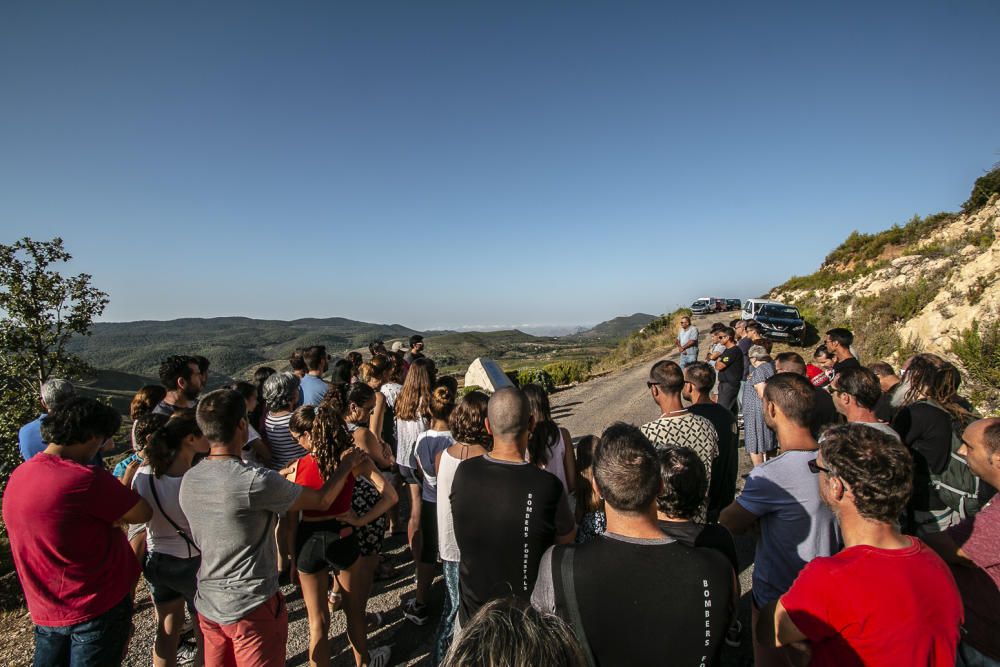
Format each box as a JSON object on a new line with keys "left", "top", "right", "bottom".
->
{"left": 957, "top": 641, "right": 1000, "bottom": 667}
{"left": 432, "top": 560, "right": 460, "bottom": 665}
{"left": 33, "top": 595, "right": 133, "bottom": 667}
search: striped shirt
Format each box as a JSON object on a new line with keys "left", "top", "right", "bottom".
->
{"left": 264, "top": 412, "right": 306, "bottom": 470}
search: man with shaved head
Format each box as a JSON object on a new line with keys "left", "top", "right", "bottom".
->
{"left": 450, "top": 387, "right": 576, "bottom": 630}
{"left": 924, "top": 418, "right": 1000, "bottom": 666}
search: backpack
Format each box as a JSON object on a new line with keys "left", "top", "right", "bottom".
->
{"left": 919, "top": 399, "right": 981, "bottom": 519}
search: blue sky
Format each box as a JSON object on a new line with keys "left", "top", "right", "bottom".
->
{"left": 1, "top": 1, "right": 998, "bottom": 330}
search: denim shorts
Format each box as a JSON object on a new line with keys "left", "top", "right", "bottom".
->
{"left": 144, "top": 551, "right": 200, "bottom": 605}
{"left": 33, "top": 595, "right": 133, "bottom": 667}
{"left": 295, "top": 519, "right": 360, "bottom": 574}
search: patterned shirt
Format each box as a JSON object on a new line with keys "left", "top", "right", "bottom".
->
{"left": 640, "top": 412, "right": 719, "bottom": 523}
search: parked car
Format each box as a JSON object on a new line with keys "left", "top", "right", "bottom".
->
{"left": 742, "top": 298, "right": 778, "bottom": 321}
{"left": 726, "top": 298, "right": 742, "bottom": 311}
{"left": 691, "top": 297, "right": 725, "bottom": 315}
{"left": 754, "top": 303, "right": 807, "bottom": 345}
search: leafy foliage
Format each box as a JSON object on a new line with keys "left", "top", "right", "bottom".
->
{"left": 847, "top": 271, "right": 948, "bottom": 361}
{"left": 516, "top": 368, "right": 555, "bottom": 394}
{"left": 0, "top": 238, "right": 108, "bottom": 494}
{"left": 962, "top": 165, "right": 1000, "bottom": 213}
{"left": 950, "top": 320, "right": 1000, "bottom": 411}
{"left": 822, "top": 213, "right": 955, "bottom": 268}
{"left": 542, "top": 361, "right": 590, "bottom": 385}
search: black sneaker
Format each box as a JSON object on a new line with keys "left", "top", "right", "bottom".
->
{"left": 403, "top": 599, "right": 428, "bottom": 626}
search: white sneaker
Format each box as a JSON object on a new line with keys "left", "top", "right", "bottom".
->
{"left": 367, "top": 645, "right": 392, "bottom": 667}
{"left": 176, "top": 642, "right": 198, "bottom": 665}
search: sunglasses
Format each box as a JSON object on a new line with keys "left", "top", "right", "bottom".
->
{"left": 807, "top": 459, "right": 833, "bottom": 475}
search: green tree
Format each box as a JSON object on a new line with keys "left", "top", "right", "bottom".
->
{"left": 0, "top": 237, "right": 109, "bottom": 489}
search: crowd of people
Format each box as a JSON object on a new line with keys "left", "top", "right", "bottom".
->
{"left": 4, "top": 324, "right": 1000, "bottom": 667}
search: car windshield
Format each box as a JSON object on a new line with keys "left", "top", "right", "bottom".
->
{"left": 760, "top": 305, "right": 800, "bottom": 319}
{"left": 692, "top": 299, "right": 710, "bottom": 307}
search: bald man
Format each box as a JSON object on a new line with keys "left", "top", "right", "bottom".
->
{"left": 449, "top": 387, "right": 576, "bottom": 628}
{"left": 923, "top": 418, "right": 1000, "bottom": 666}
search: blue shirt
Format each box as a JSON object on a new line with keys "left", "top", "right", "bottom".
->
{"left": 19, "top": 413, "right": 104, "bottom": 465}
{"left": 18, "top": 415, "right": 46, "bottom": 461}
{"left": 299, "top": 374, "right": 329, "bottom": 406}
{"left": 113, "top": 453, "right": 140, "bottom": 479}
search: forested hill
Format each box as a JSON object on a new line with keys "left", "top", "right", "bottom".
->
{"left": 67, "top": 316, "right": 445, "bottom": 379}
{"left": 570, "top": 313, "right": 657, "bottom": 340}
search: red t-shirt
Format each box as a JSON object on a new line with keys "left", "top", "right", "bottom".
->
{"left": 2, "top": 454, "right": 142, "bottom": 626}
{"left": 781, "top": 537, "right": 962, "bottom": 667}
{"left": 295, "top": 453, "right": 355, "bottom": 518}
{"left": 946, "top": 498, "right": 1000, "bottom": 660}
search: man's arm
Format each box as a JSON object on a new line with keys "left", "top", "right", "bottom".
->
{"left": 288, "top": 449, "right": 368, "bottom": 512}
{"left": 719, "top": 501, "right": 758, "bottom": 535}
{"left": 120, "top": 498, "right": 153, "bottom": 525}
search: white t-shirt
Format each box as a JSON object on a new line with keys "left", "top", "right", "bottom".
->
{"left": 132, "top": 466, "right": 199, "bottom": 559}
{"left": 678, "top": 326, "right": 699, "bottom": 355}
{"left": 436, "top": 450, "right": 464, "bottom": 562}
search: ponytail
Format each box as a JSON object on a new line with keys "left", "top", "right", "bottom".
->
{"left": 146, "top": 412, "right": 202, "bottom": 477}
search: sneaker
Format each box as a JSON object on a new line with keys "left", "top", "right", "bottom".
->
{"left": 367, "top": 645, "right": 391, "bottom": 667}
{"left": 176, "top": 642, "right": 198, "bottom": 665}
{"left": 402, "top": 599, "right": 428, "bottom": 626}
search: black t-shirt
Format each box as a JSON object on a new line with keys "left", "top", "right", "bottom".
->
{"left": 737, "top": 337, "right": 753, "bottom": 379}
{"left": 546, "top": 535, "right": 733, "bottom": 667}
{"left": 892, "top": 402, "right": 953, "bottom": 511}
{"left": 810, "top": 387, "right": 842, "bottom": 439}
{"left": 717, "top": 345, "right": 744, "bottom": 385}
{"left": 451, "top": 456, "right": 574, "bottom": 623}
{"left": 832, "top": 356, "right": 861, "bottom": 376}
{"left": 658, "top": 520, "right": 739, "bottom": 575}
{"left": 688, "top": 402, "right": 739, "bottom": 516}
{"left": 874, "top": 383, "right": 901, "bottom": 423}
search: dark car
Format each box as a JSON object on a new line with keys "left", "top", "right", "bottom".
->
{"left": 755, "top": 303, "right": 806, "bottom": 345}
{"left": 726, "top": 298, "right": 741, "bottom": 311}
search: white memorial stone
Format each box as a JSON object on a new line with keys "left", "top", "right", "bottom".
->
{"left": 464, "top": 358, "right": 513, "bottom": 394}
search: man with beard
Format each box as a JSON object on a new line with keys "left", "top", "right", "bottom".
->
{"left": 758, "top": 425, "right": 962, "bottom": 666}
{"left": 153, "top": 355, "right": 204, "bottom": 416}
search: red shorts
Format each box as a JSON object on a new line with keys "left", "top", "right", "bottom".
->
{"left": 199, "top": 593, "right": 288, "bottom": 667}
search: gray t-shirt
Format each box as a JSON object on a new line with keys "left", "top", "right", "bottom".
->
{"left": 736, "top": 449, "right": 841, "bottom": 607}
{"left": 179, "top": 458, "right": 303, "bottom": 624}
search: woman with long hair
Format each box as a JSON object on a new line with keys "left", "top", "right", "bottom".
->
{"left": 523, "top": 384, "right": 576, "bottom": 495}
{"left": 286, "top": 404, "right": 393, "bottom": 667}
{"left": 432, "top": 390, "right": 491, "bottom": 662}
{"left": 892, "top": 353, "right": 975, "bottom": 535}
{"left": 572, "top": 435, "right": 605, "bottom": 544}
{"left": 131, "top": 410, "right": 210, "bottom": 667}
{"left": 395, "top": 357, "right": 434, "bottom": 563}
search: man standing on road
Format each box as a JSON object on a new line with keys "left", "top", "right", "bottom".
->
{"left": 714, "top": 327, "right": 743, "bottom": 414}
{"left": 825, "top": 327, "right": 861, "bottom": 376}
{"left": 154, "top": 355, "right": 204, "bottom": 416}
{"left": 775, "top": 352, "right": 841, "bottom": 439}
{"left": 828, "top": 367, "right": 899, "bottom": 440}
{"left": 675, "top": 315, "right": 699, "bottom": 368}
{"left": 451, "top": 387, "right": 576, "bottom": 628}
{"left": 684, "top": 361, "right": 739, "bottom": 521}
{"left": 299, "top": 345, "right": 330, "bottom": 405}
{"left": 759, "top": 425, "right": 962, "bottom": 666}
{"left": 923, "top": 418, "right": 1000, "bottom": 667}
{"left": 641, "top": 360, "right": 719, "bottom": 523}
{"left": 531, "top": 423, "right": 733, "bottom": 666}
{"left": 720, "top": 372, "right": 840, "bottom": 667}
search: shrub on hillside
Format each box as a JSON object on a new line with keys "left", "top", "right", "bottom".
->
{"left": 592, "top": 307, "right": 693, "bottom": 373}
{"left": 962, "top": 165, "right": 1000, "bottom": 214}
{"left": 516, "top": 368, "right": 555, "bottom": 394}
{"left": 950, "top": 319, "right": 1000, "bottom": 411}
{"left": 823, "top": 213, "right": 955, "bottom": 268}
{"left": 847, "top": 272, "right": 947, "bottom": 361}
{"left": 543, "top": 361, "right": 589, "bottom": 386}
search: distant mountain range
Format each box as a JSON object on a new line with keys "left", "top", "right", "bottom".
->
{"left": 69, "top": 312, "right": 659, "bottom": 381}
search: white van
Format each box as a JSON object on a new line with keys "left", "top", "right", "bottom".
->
{"left": 742, "top": 299, "right": 778, "bottom": 321}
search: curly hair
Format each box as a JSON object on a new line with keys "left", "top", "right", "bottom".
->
{"left": 655, "top": 446, "right": 708, "bottom": 520}
{"left": 146, "top": 411, "right": 202, "bottom": 477}
{"left": 41, "top": 396, "right": 121, "bottom": 447}
{"left": 449, "top": 391, "right": 492, "bottom": 447}
{"left": 263, "top": 372, "right": 300, "bottom": 412}
{"left": 158, "top": 355, "right": 197, "bottom": 391}
{"left": 290, "top": 404, "right": 354, "bottom": 482}
{"left": 130, "top": 384, "right": 167, "bottom": 420}
{"left": 132, "top": 412, "right": 170, "bottom": 452}
{"left": 819, "top": 424, "right": 913, "bottom": 523}
{"left": 900, "top": 354, "right": 974, "bottom": 425}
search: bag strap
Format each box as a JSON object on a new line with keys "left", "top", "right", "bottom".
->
{"left": 149, "top": 475, "right": 200, "bottom": 558}
{"left": 554, "top": 546, "right": 597, "bottom": 667}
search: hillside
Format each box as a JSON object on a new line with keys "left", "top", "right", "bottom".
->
{"left": 769, "top": 177, "right": 1000, "bottom": 409}
{"left": 66, "top": 316, "right": 442, "bottom": 378}
{"left": 569, "top": 313, "right": 657, "bottom": 341}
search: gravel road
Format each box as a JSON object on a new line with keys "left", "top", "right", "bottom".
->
{"left": 4, "top": 311, "right": 757, "bottom": 666}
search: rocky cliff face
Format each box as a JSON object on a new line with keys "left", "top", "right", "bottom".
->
{"left": 769, "top": 195, "right": 999, "bottom": 362}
